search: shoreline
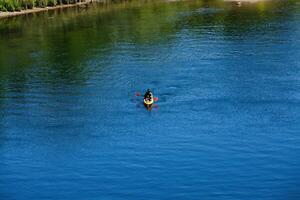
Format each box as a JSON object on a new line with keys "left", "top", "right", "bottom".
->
{"left": 0, "top": 0, "right": 270, "bottom": 19}
{"left": 0, "top": 1, "right": 95, "bottom": 19}
{"left": 224, "top": 0, "right": 269, "bottom": 3}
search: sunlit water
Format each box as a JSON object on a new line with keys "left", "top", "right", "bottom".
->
{"left": 1, "top": 0, "right": 300, "bottom": 199}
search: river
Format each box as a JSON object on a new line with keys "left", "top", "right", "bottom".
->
{"left": 1, "top": 0, "right": 300, "bottom": 199}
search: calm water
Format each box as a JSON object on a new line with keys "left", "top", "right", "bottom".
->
{"left": 1, "top": 0, "right": 300, "bottom": 199}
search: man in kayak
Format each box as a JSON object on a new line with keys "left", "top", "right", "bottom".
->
{"left": 144, "top": 89, "right": 153, "bottom": 101}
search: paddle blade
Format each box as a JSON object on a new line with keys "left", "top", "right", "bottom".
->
{"left": 135, "top": 92, "right": 141, "bottom": 96}
{"left": 154, "top": 97, "right": 159, "bottom": 101}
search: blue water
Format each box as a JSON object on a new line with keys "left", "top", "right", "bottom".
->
{"left": 1, "top": 0, "right": 300, "bottom": 199}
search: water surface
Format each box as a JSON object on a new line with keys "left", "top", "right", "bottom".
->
{"left": 1, "top": 0, "right": 300, "bottom": 199}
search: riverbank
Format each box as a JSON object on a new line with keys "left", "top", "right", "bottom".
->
{"left": 0, "top": 0, "right": 96, "bottom": 19}
{"left": 0, "top": 0, "right": 270, "bottom": 19}
{"left": 224, "top": 0, "right": 269, "bottom": 3}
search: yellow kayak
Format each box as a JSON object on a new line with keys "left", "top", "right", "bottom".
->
{"left": 144, "top": 98, "right": 154, "bottom": 106}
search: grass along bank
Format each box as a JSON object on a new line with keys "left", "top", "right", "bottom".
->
{"left": 0, "top": 0, "right": 94, "bottom": 12}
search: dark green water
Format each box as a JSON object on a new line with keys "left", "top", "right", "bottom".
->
{"left": 1, "top": 0, "right": 300, "bottom": 199}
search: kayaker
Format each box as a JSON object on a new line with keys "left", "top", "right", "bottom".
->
{"left": 144, "top": 89, "right": 153, "bottom": 101}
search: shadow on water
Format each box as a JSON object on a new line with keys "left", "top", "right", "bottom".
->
{"left": 0, "top": 1, "right": 179, "bottom": 85}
